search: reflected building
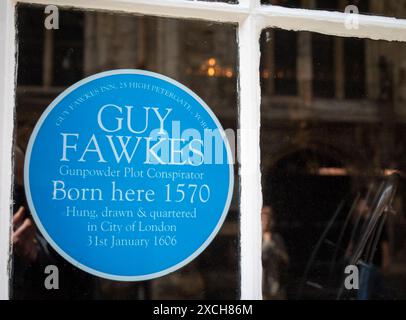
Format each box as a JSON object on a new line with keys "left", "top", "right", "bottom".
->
{"left": 260, "top": 0, "right": 406, "bottom": 300}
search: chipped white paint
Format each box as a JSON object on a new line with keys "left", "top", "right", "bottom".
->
{"left": 238, "top": 14, "right": 263, "bottom": 300}
{"left": 1, "top": 0, "right": 406, "bottom": 300}
{"left": 16, "top": 0, "right": 249, "bottom": 23}
{"left": 0, "top": 0, "right": 16, "bottom": 301}
{"left": 256, "top": 5, "right": 406, "bottom": 42}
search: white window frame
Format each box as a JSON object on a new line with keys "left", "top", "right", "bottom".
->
{"left": 1, "top": 0, "right": 406, "bottom": 300}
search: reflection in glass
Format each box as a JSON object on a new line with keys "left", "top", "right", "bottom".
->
{"left": 13, "top": 4, "right": 239, "bottom": 300}
{"left": 261, "top": 28, "right": 406, "bottom": 300}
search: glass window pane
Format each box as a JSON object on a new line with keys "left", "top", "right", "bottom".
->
{"left": 261, "top": 27, "right": 406, "bottom": 300}
{"left": 261, "top": 0, "right": 406, "bottom": 20}
{"left": 191, "top": 0, "right": 238, "bottom": 4}
{"left": 13, "top": 4, "right": 239, "bottom": 300}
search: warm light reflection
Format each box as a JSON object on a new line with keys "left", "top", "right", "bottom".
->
{"left": 191, "top": 57, "right": 234, "bottom": 78}
{"left": 317, "top": 168, "right": 401, "bottom": 177}
{"left": 384, "top": 169, "right": 401, "bottom": 176}
{"left": 318, "top": 167, "right": 348, "bottom": 176}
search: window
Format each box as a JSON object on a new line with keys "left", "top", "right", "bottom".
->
{"left": 260, "top": 27, "right": 406, "bottom": 301}
{"left": 13, "top": 4, "right": 239, "bottom": 300}
{"left": 1, "top": 0, "right": 406, "bottom": 301}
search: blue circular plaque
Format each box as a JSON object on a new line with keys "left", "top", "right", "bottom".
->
{"left": 25, "top": 69, "right": 233, "bottom": 280}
